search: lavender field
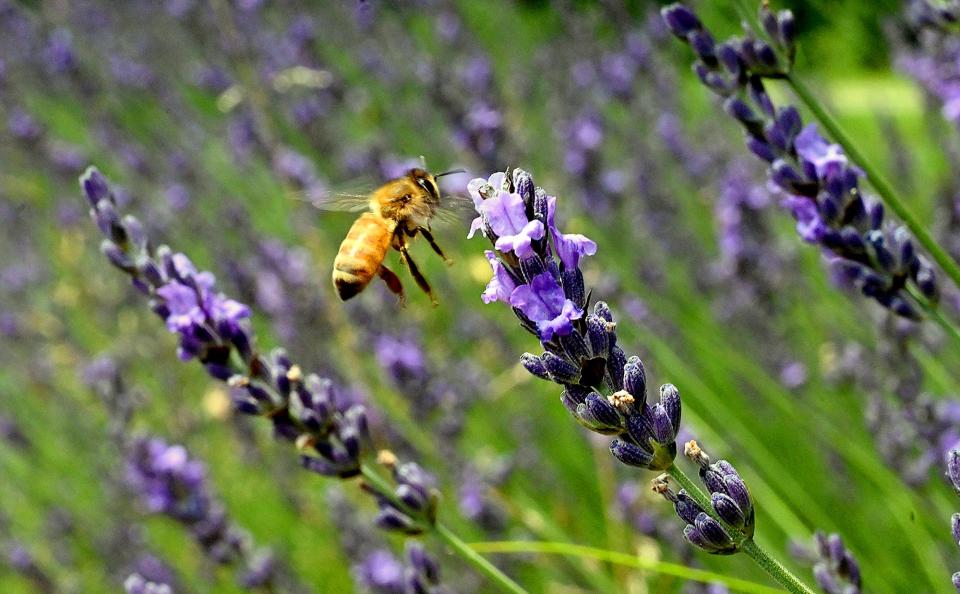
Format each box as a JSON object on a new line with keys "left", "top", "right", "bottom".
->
{"left": 3, "top": 0, "right": 960, "bottom": 592}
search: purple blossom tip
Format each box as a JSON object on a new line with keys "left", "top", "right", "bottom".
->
{"left": 509, "top": 272, "right": 583, "bottom": 341}
{"left": 661, "top": 4, "right": 702, "bottom": 39}
{"left": 80, "top": 166, "right": 111, "bottom": 207}
{"left": 794, "top": 125, "right": 850, "bottom": 180}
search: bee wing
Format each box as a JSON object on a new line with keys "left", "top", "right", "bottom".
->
{"left": 285, "top": 190, "right": 371, "bottom": 212}
{"left": 432, "top": 193, "right": 480, "bottom": 227}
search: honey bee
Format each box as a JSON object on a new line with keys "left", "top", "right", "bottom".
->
{"left": 320, "top": 168, "right": 465, "bottom": 306}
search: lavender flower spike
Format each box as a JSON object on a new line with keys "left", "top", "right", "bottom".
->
{"left": 651, "top": 474, "right": 738, "bottom": 555}
{"left": 126, "top": 436, "right": 279, "bottom": 589}
{"left": 470, "top": 167, "right": 679, "bottom": 471}
{"left": 811, "top": 532, "right": 862, "bottom": 594}
{"left": 662, "top": 3, "right": 940, "bottom": 320}
{"left": 79, "top": 167, "right": 475, "bottom": 589}
{"left": 685, "top": 441, "right": 755, "bottom": 538}
{"left": 948, "top": 448, "right": 960, "bottom": 590}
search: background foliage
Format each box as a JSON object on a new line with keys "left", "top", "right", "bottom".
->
{"left": 1, "top": 0, "right": 957, "bottom": 592}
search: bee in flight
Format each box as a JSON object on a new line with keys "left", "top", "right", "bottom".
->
{"left": 317, "top": 167, "right": 465, "bottom": 306}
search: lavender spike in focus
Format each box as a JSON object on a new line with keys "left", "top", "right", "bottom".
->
{"left": 469, "top": 167, "right": 678, "bottom": 471}
{"left": 662, "top": 3, "right": 940, "bottom": 320}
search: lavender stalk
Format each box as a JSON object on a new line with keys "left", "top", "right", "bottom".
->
{"left": 731, "top": 0, "right": 960, "bottom": 299}
{"left": 661, "top": 3, "right": 960, "bottom": 334}
{"left": 948, "top": 449, "right": 960, "bottom": 590}
{"left": 467, "top": 167, "right": 815, "bottom": 594}
{"left": 78, "top": 166, "right": 526, "bottom": 594}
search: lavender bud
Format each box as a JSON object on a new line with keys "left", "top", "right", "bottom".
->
{"left": 623, "top": 356, "right": 646, "bottom": 401}
{"left": 520, "top": 353, "right": 551, "bottom": 381}
{"left": 101, "top": 240, "right": 135, "bottom": 272}
{"left": 606, "top": 345, "right": 627, "bottom": 391}
{"left": 746, "top": 136, "right": 777, "bottom": 162}
{"left": 375, "top": 507, "right": 420, "bottom": 534}
{"left": 760, "top": 4, "right": 780, "bottom": 42}
{"left": 661, "top": 4, "right": 703, "bottom": 38}
{"left": 610, "top": 439, "right": 654, "bottom": 468}
{"left": 689, "top": 30, "right": 717, "bottom": 65}
{"left": 581, "top": 392, "right": 624, "bottom": 433}
{"left": 559, "top": 331, "right": 590, "bottom": 364}
{"left": 711, "top": 493, "right": 747, "bottom": 529}
{"left": 541, "top": 352, "right": 580, "bottom": 383}
{"left": 513, "top": 169, "right": 534, "bottom": 204}
{"left": 778, "top": 11, "right": 796, "bottom": 53}
{"left": 80, "top": 166, "right": 111, "bottom": 206}
{"left": 585, "top": 315, "right": 609, "bottom": 358}
{"left": 948, "top": 449, "right": 960, "bottom": 493}
{"left": 724, "top": 97, "right": 762, "bottom": 135}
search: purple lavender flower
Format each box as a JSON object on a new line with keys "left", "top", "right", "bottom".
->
{"left": 811, "top": 532, "right": 862, "bottom": 594}
{"left": 80, "top": 167, "right": 460, "bottom": 585}
{"left": 509, "top": 272, "right": 582, "bottom": 341}
{"left": 473, "top": 188, "right": 545, "bottom": 258}
{"left": 663, "top": 3, "right": 939, "bottom": 320}
{"left": 651, "top": 475, "right": 737, "bottom": 555}
{"left": 685, "top": 441, "right": 754, "bottom": 538}
{"left": 127, "top": 436, "right": 280, "bottom": 588}
{"left": 898, "top": 2, "right": 960, "bottom": 129}
{"left": 355, "top": 549, "right": 405, "bottom": 593}
{"left": 470, "top": 168, "right": 681, "bottom": 475}
{"left": 124, "top": 573, "right": 172, "bottom": 594}
{"left": 5, "top": 542, "right": 55, "bottom": 593}
{"left": 42, "top": 28, "right": 77, "bottom": 74}
{"left": 363, "top": 451, "right": 439, "bottom": 535}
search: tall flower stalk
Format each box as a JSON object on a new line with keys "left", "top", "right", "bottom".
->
{"left": 78, "top": 166, "right": 526, "bottom": 594}
{"left": 948, "top": 449, "right": 960, "bottom": 590}
{"left": 731, "top": 0, "right": 960, "bottom": 302}
{"left": 661, "top": 3, "right": 943, "bottom": 325}
{"left": 468, "top": 167, "right": 815, "bottom": 594}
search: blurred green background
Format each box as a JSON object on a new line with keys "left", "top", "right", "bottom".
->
{"left": 1, "top": 0, "right": 958, "bottom": 593}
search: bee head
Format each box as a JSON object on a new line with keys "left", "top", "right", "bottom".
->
{"left": 408, "top": 168, "right": 441, "bottom": 202}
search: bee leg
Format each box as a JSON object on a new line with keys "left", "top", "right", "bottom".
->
{"left": 399, "top": 246, "right": 439, "bottom": 307}
{"left": 378, "top": 264, "right": 406, "bottom": 307}
{"left": 419, "top": 227, "right": 453, "bottom": 266}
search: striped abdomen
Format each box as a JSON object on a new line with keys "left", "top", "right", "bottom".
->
{"left": 332, "top": 212, "right": 393, "bottom": 300}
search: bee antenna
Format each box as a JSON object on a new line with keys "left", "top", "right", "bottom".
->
{"left": 435, "top": 168, "right": 466, "bottom": 178}
{"left": 419, "top": 155, "right": 427, "bottom": 168}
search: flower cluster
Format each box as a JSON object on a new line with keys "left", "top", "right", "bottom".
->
{"left": 126, "top": 436, "right": 279, "bottom": 589}
{"left": 662, "top": 3, "right": 940, "bottom": 320}
{"left": 354, "top": 543, "right": 452, "bottom": 594}
{"left": 81, "top": 166, "right": 367, "bottom": 478}
{"left": 364, "top": 450, "right": 440, "bottom": 536}
{"left": 949, "top": 449, "right": 960, "bottom": 590}
{"left": 811, "top": 532, "right": 862, "bottom": 594}
{"left": 651, "top": 441, "right": 755, "bottom": 555}
{"left": 469, "top": 168, "right": 680, "bottom": 471}
{"left": 80, "top": 167, "right": 460, "bottom": 585}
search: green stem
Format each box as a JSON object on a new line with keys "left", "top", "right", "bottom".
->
{"left": 359, "top": 464, "right": 528, "bottom": 594}
{"left": 468, "top": 540, "right": 784, "bottom": 594}
{"left": 740, "top": 540, "right": 814, "bottom": 594}
{"left": 785, "top": 74, "right": 960, "bottom": 291}
{"left": 667, "top": 466, "right": 816, "bottom": 594}
{"left": 923, "top": 297, "right": 960, "bottom": 349}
